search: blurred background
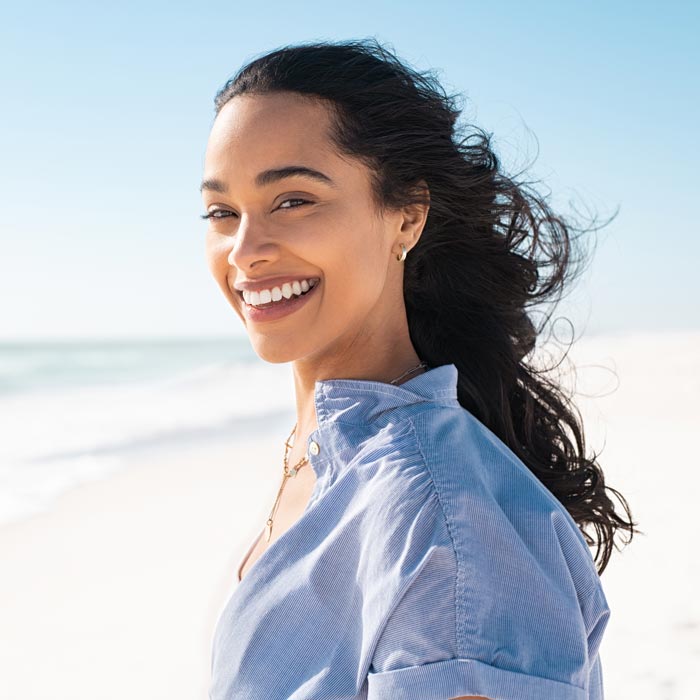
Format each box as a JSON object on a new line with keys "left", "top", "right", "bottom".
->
{"left": 0, "top": 1, "right": 697, "bottom": 698}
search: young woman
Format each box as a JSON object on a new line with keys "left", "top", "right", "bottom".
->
{"left": 201, "top": 39, "right": 636, "bottom": 700}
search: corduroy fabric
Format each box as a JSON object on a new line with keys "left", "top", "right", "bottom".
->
{"left": 209, "top": 363, "right": 610, "bottom": 700}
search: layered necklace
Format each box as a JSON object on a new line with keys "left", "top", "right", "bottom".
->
{"left": 263, "top": 360, "right": 428, "bottom": 542}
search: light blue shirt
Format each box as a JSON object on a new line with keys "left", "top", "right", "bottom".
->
{"left": 209, "top": 363, "right": 610, "bottom": 700}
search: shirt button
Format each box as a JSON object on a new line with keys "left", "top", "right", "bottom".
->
{"left": 308, "top": 440, "right": 320, "bottom": 456}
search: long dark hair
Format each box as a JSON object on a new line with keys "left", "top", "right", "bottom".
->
{"left": 212, "top": 38, "right": 637, "bottom": 574}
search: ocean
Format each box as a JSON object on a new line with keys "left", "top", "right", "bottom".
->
{"left": 0, "top": 337, "right": 296, "bottom": 526}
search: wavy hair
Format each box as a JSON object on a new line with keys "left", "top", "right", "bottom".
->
{"left": 212, "top": 38, "right": 638, "bottom": 574}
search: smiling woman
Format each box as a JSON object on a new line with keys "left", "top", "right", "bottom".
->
{"left": 200, "top": 38, "right": 636, "bottom": 700}
{"left": 201, "top": 90, "right": 408, "bottom": 366}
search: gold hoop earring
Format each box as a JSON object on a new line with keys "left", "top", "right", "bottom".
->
{"left": 396, "top": 244, "right": 407, "bottom": 262}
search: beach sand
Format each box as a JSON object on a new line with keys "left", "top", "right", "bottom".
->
{"left": 0, "top": 436, "right": 283, "bottom": 700}
{"left": 1, "top": 331, "right": 698, "bottom": 699}
{"left": 568, "top": 331, "right": 700, "bottom": 699}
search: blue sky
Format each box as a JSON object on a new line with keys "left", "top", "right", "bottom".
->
{"left": 0, "top": 1, "right": 697, "bottom": 340}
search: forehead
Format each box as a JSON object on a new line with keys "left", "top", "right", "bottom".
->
{"left": 204, "top": 92, "right": 338, "bottom": 173}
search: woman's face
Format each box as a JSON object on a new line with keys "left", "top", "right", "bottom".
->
{"left": 201, "top": 91, "right": 411, "bottom": 365}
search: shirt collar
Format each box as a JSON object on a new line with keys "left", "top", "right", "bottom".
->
{"left": 305, "top": 363, "right": 459, "bottom": 482}
{"left": 313, "top": 362, "right": 460, "bottom": 427}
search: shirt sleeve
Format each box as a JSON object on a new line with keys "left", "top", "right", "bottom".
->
{"left": 365, "top": 506, "right": 607, "bottom": 700}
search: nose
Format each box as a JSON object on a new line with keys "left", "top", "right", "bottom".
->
{"left": 227, "top": 214, "right": 279, "bottom": 270}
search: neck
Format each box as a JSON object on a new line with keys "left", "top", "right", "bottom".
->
{"left": 289, "top": 318, "right": 425, "bottom": 453}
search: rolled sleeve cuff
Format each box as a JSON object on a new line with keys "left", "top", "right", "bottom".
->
{"left": 367, "top": 657, "right": 586, "bottom": 700}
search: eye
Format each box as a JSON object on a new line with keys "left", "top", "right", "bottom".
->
{"left": 277, "top": 198, "right": 310, "bottom": 210}
{"left": 200, "top": 209, "right": 237, "bottom": 220}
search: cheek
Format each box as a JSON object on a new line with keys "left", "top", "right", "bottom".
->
{"left": 336, "top": 222, "right": 389, "bottom": 291}
{"left": 323, "top": 246, "right": 388, "bottom": 317}
{"left": 329, "top": 203, "right": 383, "bottom": 254}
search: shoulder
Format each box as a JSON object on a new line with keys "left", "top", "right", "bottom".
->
{"left": 345, "top": 402, "right": 607, "bottom": 616}
{"left": 405, "top": 404, "right": 604, "bottom": 604}
{"left": 359, "top": 405, "right": 610, "bottom": 695}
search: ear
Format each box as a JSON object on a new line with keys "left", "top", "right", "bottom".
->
{"left": 396, "top": 179, "right": 430, "bottom": 252}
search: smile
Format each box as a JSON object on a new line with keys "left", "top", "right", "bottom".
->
{"left": 241, "top": 279, "right": 320, "bottom": 322}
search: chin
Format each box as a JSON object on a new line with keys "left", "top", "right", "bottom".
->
{"left": 249, "top": 337, "right": 302, "bottom": 365}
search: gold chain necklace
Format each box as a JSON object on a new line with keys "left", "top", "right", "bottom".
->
{"left": 263, "top": 361, "right": 428, "bottom": 542}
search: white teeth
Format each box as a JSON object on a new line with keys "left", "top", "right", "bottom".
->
{"left": 243, "top": 278, "right": 319, "bottom": 307}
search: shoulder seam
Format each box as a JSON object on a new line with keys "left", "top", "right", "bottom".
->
{"left": 405, "top": 415, "right": 463, "bottom": 657}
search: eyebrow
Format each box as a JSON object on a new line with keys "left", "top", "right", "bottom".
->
{"left": 199, "top": 165, "right": 336, "bottom": 193}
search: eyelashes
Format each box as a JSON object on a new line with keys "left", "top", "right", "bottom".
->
{"left": 278, "top": 198, "right": 311, "bottom": 210}
{"left": 200, "top": 198, "right": 311, "bottom": 220}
